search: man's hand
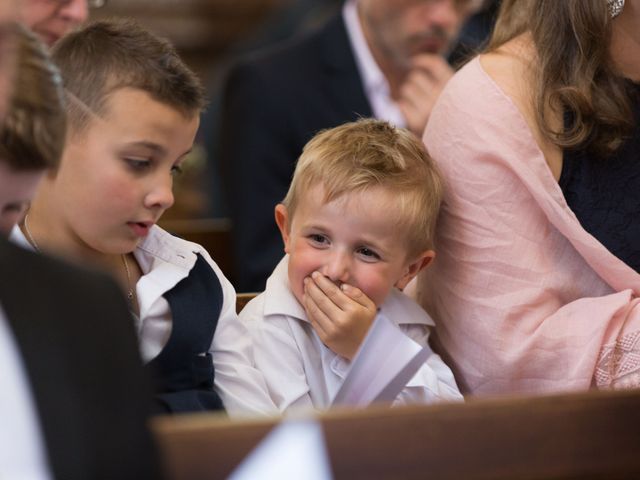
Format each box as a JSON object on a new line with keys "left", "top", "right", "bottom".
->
{"left": 303, "top": 272, "right": 377, "bottom": 360}
{"left": 397, "top": 54, "right": 454, "bottom": 137}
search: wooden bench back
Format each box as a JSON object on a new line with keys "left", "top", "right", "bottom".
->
{"left": 153, "top": 389, "right": 640, "bottom": 480}
{"left": 235, "top": 292, "right": 259, "bottom": 313}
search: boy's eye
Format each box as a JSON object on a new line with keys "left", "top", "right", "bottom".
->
{"left": 308, "top": 233, "right": 329, "bottom": 246}
{"left": 357, "top": 247, "right": 381, "bottom": 262}
{"left": 125, "top": 158, "right": 152, "bottom": 171}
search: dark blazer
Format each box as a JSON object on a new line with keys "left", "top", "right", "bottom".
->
{"left": 0, "top": 239, "right": 161, "bottom": 480}
{"left": 219, "top": 13, "right": 373, "bottom": 291}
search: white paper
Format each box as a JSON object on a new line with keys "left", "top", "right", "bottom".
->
{"left": 332, "top": 313, "right": 430, "bottom": 407}
{"left": 227, "top": 420, "right": 333, "bottom": 480}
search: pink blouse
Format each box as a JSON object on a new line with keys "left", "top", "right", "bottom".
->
{"left": 413, "top": 56, "right": 640, "bottom": 395}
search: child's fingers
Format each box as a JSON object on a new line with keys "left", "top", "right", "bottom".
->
{"left": 303, "top": 289, "right": 333, "bottom": 340}
{"left": 308, "top": 272, "right": 353, "bottom": 311}
{"left": 339, "top": 283, "right": 376, "bottom": 311}
{"left": 303, "top": 276, "right": 340, "bottom": 319}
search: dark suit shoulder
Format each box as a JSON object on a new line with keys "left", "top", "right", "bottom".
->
{"left": 229, "top": 14, "right": 348, "bottom": 82}
{"left": 0, "top": 238, "right": 161, "bottom": 480}
{"left": 0, "top": 238, "right": 115, "bottom": 298}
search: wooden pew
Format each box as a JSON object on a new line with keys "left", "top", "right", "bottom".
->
{"left": 152, "top": 388, "right": 640, "bottom": 480}
{"left": 235, "top": 292, "right": 259, "bottom": 313}
{"left": 153, "top": 413, "right": 272, "bottom": 480}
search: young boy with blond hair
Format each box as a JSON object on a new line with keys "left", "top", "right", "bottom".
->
{"left": 240, "top": 119, "right": 461, "bottom": 412}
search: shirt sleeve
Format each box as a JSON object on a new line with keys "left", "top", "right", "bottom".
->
{"left": 204, "top": 255, "right": 279, "bottom": 417}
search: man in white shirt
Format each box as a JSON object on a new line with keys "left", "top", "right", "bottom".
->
{"left": 219, "top": 0, "right": 480, "bottom": 292}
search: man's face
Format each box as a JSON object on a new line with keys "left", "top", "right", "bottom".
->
{"left": 22, "top": 0, "right": 89, "bottom": 46}
{"left": 359, "top": 0, "right": 476, "bottom": 69}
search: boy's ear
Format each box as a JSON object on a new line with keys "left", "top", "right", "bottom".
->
{"left": 274, "top": 204, "right": 291, "bottom": 254}
{"left": 395, "top": 250, "right": 435, "bottom": 291}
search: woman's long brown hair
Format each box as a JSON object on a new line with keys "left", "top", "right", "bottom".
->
{"left": 488, "top": 0, "right": 634, "bottom": 155}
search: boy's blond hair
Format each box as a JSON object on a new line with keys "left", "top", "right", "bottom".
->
{"left": 283, "top": 119, "right": 443, "bottom": 254}
{"left": 0, "top": 23, "right": 66, "bottom": 171}
{"left": 51, "top": 18, "right": 205, "bottom": 135}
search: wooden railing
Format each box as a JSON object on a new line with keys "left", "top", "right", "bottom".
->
{"left": 152, "top": 388, "right": 640, "bottom": 480}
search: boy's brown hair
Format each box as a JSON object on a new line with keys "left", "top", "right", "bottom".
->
{"left": 283, "top": 119, "right": 443, "bottom": 254}
{"left": 51, "top": 18, "right": 206, "bottom": 134}
{"left": 0, "top": 23, "right": 66, "bottom": 171}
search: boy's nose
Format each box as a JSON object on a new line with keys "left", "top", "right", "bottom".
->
{"left": 144, "top": 176, "right": 174, "bottom": 212}
{"left": 321, "top": 251, "right": 351, "bottom": 285}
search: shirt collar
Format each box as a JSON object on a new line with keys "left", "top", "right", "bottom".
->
{"left": 133, "top": 226, "right": 203, "bottom": 318}
{"left": 9, "top": 223, "right": 199, "bottom": 274}
{"left": 134, "top": 225, "right": 199, "bottom": 274}
{"left": 263, "top": 255, "right": 308, "bottom": 321}
{"left": 380, "top": 288, "right": 435, "bottom": 326}
{"left": 9, "top": 225, "right": 33, "bottom": 251}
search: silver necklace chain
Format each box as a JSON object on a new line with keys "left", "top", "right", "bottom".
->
{"left": 22, "top": 213, "right": 41, "bottom": 253}
{"left": 121, "top": 253, "right": 135, "bottom": 302}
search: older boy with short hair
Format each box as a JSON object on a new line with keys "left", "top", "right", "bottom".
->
{"left": 240, "top": 119, "right": 461, "bottom": 412}
{"left": 12, "top": 19, "right": 276, "bottom": 416}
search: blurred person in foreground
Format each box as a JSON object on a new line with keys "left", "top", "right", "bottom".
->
{"left": 0, "top": 18, "right": 161, "bottom": 480}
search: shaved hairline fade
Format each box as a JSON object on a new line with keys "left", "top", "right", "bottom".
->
{"left": 51, "top": 18, "right": 206, "bottom": 135}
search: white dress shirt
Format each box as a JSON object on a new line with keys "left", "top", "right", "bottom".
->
{"left": 343, "top": 0, "right": 407, "bottom": 128}
{"left": 0, "top": 305, "right": 52, "bottom": 480}
{"left": 240, "top": 256, "right": 462, "bottom": 413}
{"left": 11, "top": 225, "right": 277, "bottom": 417}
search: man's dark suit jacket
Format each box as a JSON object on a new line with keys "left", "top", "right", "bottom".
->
{"left": 0, "top": 239, "right": 161, "bottom": 480}
{"left": 219, "top": 13, "right": 373, "bottom": 292}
